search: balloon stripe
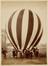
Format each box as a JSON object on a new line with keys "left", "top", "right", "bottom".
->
{"left": 31, "top": 29, "right": 43, "bottom": 50}
{"left": 28, "top": 14, "right": 41, "bottom": 49}
{"left": 6, "top": 31, "right": 17, "bottom": 50}
{"left": 16, "top": 9, "right": 24, "bottom": 49}
{"left": 8, "top": 11, "right": 18, "bottom": 49}
{"left": 23, "top": 10, "right": 34, "bottom": 51}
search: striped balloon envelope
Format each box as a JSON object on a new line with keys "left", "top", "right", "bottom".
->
{"left": 6, "top": 9, "right": 43, "bottom": 52}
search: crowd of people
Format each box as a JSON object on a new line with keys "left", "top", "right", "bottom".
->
{"left": 2, "top": 47, "right": 39, "bottom": 59}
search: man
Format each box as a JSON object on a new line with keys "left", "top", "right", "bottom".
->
{"left": 33, "top": 47, "right": 39, "bottom": 57}
{"left": 12, "top": 49, "right": 18, "bottom": 58}
{"left": 2, "top": 48, "right": 7, "bottom": 58}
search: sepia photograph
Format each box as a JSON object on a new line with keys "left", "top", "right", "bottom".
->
{"left": 1, "top": 0, "right": 47, "bottom": 65}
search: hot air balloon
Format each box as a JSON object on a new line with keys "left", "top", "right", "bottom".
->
{"left": 6, "top": 9, "right": 43, "bottom": 58}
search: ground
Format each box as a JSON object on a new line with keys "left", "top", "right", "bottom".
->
{"left": 2, "top": 57, "right": 47, "bottom": 65}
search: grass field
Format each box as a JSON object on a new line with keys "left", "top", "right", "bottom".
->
{"left": 2, "top": 57, "right": 47, "bottom": 65}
